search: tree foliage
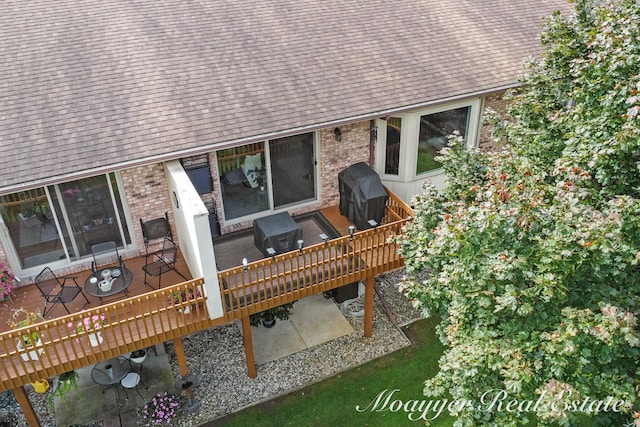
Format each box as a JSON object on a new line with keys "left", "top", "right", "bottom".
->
{"left": 398, "top": 1, "right": 640, "bottom": 425}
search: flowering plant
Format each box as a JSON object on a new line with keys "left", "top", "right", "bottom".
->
{"left": 68, "top": 313, "right": 106, "bottom": 334}
{"left": 141, "top": 392, "right": 181, "bottom": 424}
{"left": 0, "top": 262, "right": 14, "bottom": 298}
{"left": 8, "top": 307, "right": 45, "bottom": 346}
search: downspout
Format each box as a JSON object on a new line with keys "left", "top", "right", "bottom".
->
{"left": 369, "top": 119, "right": 377, "bottom": 167}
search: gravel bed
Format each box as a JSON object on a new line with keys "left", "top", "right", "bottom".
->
{"left": 1, "top": 268, "right": 419, "bottom": 426}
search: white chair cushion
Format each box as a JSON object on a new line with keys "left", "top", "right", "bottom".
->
{"left": 120, "top": 372, "right": 140, "bottom": 389}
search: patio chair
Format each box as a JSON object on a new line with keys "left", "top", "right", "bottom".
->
{"left": 91, "top": 241, "right": 125, "bottom": 274}
{"left": 120, "top": 353, "right": 148, "bottom": 400}
{"left": 34, "top": 267, "right": 90, "bottom": 317}
{"left": 142, "top": 236, "right": 187, "bottom": 289}
{"left": 120, "top": 370, "right": 147, "bottom": 400}
{"left": 140, "top": 212, "right": 173, "bottom": 246}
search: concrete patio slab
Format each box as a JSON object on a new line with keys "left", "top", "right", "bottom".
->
{"left": 250, "top": 316, "right": 308, "bottom": 365}
{"left": 240, "top": 294, "right": 354, "bottom": 365}
{"left": 54, "top": 351, "right": 175, "bottom": 426}
{"left": 292, "top": 294, "right": 354, "bottom": 348}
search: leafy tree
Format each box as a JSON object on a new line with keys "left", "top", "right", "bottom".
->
{"left": 398, "top": 1, "right": 640, "bottom": 425}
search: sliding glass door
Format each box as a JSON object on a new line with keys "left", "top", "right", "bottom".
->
{"left": 216, "top": 133, "right": 317, "bottom": 221}
{"left": 0, "top": 173, "right": 131, "bottom": 271}
{"left": 217, "top": 142, "right": 268, "bottom": 220}
{"left": 270, "top": 133, "right": 315, "bottom": 208}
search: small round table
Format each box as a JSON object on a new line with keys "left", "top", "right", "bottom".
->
{"left": 84, "top": 267, "right": 133, "bottom": 304}
{"left": 91, "top": 356, "right": 131, "bottom": 407}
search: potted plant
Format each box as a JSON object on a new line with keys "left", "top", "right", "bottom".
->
{"left": 48, "top": 370, "right": 81, "bottom": 411}
{"left": 130, "top": 348, "right": 147, "bottom": 364}
{"left": 67, "top": 313, "right": 107, "bottom": 346}
{"left": 0, "top": 262, "right": 15, "bottom": 301}
{"left": 18, "top": 201, "right": 37, "bottom": 220}
{"left": 168, "top": 287, "right": 201, "bottom": 314}
{"left": 249, "top": 302, "right": 295, "bottom": 328}
{"left": 8, "top": 308, "right": 45, "bottom": 361}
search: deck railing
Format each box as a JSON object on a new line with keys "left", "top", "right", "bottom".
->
{"left": 0, "top": 190, "right": 413, "bottom": 393}
{"left": 0, "top": 279, "right": 208, "bottom": 391}
{"left": 218, "top": 219, "right": 408, "bottom": 321}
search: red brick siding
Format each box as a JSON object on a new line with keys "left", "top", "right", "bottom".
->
{"left": 318, "top": 122, "right": 371, "bottom": 209}
{"left": 478, "top": 91, "right": 511, "bottom": 152}
{"left": 120, "top": 164, "right": 175, "bottom": 258}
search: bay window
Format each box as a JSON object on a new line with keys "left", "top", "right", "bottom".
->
{"left": 377, "top": 99, "right": 480, "bottom": 198}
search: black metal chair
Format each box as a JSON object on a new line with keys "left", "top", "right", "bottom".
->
{"left": 120, "top": 351, "right": 148, "bottom": 400}
{"left": 34, "top": 267, "right": 90, "bottom": 317}
{"left": 142, "top": 236, "right": 187, "bottom": 289}
{"left": 140, "top": 212, "right": 172, "bottom": 247}
{"left": 91, "top": 241, "right": 126, "bottom": 274}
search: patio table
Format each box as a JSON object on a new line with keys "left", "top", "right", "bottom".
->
{"left": 253, "top": 212, "right": 302, "bottom": 257}
{"left": 91, "top": 356, "right": 131, "bottom": 407}
{"left": 84, "top": 267, "right": 133, "bottom": 304}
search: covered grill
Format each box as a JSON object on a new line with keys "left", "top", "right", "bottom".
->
{"left": 338, "top": 162, "right": 388, "bottom": 230}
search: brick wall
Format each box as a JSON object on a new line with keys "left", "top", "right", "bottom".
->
{"left": 122, "top": 122, "right": 372, "bottom": 237}
{"left": 120, "top": 163, "right": 175, "bottom": 258}
{"left": 317, "top": 122, "right": 371, "bottom": 209}
{"left": 478, "top": 90, "right": 510, "bottom": 152}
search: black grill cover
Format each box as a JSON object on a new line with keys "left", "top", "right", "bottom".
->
{"left": 338, "top": 162, "right": 388, "bottom": 230}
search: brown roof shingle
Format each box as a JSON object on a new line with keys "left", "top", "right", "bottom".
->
{"left": 0, "top": 0, "right": 571, "bottom": 192}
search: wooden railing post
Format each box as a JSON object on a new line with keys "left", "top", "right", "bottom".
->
{"left": 173, "top": 337, "right": 195, "bottom": 400}
{"left": 173, "top": 337, "right": 189, "bottom": 379}
{"left": 13, "top": 385, "right": 41, "bottom": 427}
{"left": 363, "top": 276, "right": 374, "bottom": 338}
{"left": 241, "top": 316, "right": 257, "bottom": 378}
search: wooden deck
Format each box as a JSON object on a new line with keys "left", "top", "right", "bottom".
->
{"left": 0, "top": 252, "right": 194, "bottom": 335}
{"left": 0, "top": 196, "right": 413, "bottom": 402}
{"left": 0, "top": 205, "right": 350, "bottom": 334}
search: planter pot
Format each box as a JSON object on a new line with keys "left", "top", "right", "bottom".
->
{"left": 262, "top": 315, "right": 276, "bottom": 328}
{"left": 130, "top": 350, "right": 147, "bottom": 364}
{"left": 17, "top": 337, "right": 44, "bottom": 361}
{"left": 32, "top": 379, "right": 50, "bottom": 393}
{"left": 88, "top": 331, "right": 104, "bottom": 347}
{"left": 0, "top": 291, "right": 13, "bottom": 303}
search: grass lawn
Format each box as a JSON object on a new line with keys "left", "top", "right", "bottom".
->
{"left": 206, "top": 317, "right": 452, "bottom": 427}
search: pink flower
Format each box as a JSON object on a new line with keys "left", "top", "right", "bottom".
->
{"left": 68, "top": 312, "right": 107, "bottom": 333}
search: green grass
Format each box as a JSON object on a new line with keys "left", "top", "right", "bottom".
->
{"left": 208, "top": 318, "right": 452, "bottom": 427}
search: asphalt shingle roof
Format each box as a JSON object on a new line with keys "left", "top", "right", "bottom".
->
{"left": 0, "top": 0, "right": 571, "bottom": 192}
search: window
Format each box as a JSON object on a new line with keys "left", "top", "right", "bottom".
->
{"left": 216, "top": 133, "right": 317, "bottom": 221}
{"left": 217, "top": 142, "right": 268, "bottom": 220}
{"left": 384, "top": 117, "right": 402, "bottom": 175}
{"left": 416, "top": 106, "right": 470, "bottom": 174}
{"left": 375, "top": 99, "right": 480, "bottom": 191}
{"left": 0, "top": 173, "right": 131, "bottom": 271}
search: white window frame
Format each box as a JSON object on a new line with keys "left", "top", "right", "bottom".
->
{"left": 375, "top": 98, "right": 482, "bottom": 198}
{"left": 0, "top": 172, "right": 135, "bottom": 276}
{"left": 217, "top": 132, "right": 320, "bottom": 226}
